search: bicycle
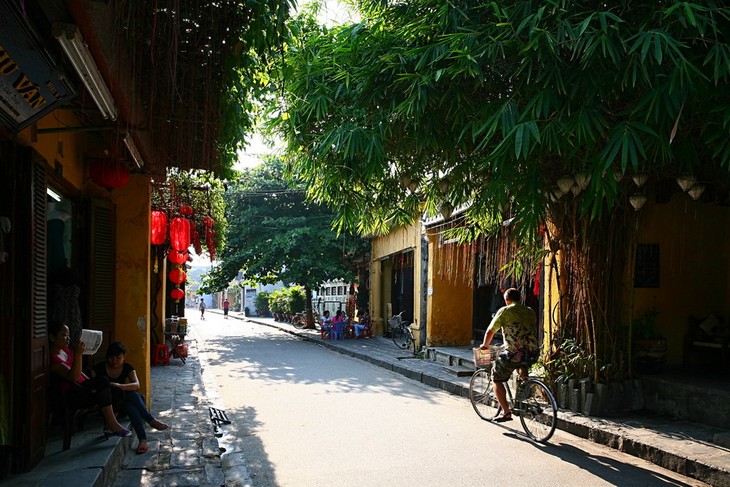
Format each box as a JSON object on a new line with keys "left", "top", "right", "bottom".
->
{"left": 469, "top": 349, "right": 558, "bottom": 443}
{"left": 388, "top": 311, "right": 416, "bottom": 354}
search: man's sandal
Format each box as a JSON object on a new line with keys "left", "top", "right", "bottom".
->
{"left": 492, "top": 413, "right": 513, "bottom": 423}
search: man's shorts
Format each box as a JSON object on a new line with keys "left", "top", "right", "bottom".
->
{"left": 492, "top": 351, "right": 534, "bottom": 383}
{"left": 224, "top": 309, "right": 229, "bottom": 315}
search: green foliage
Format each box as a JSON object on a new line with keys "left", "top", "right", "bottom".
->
{"left": 199, "top": 157, "right": 370, "bottom": 294}
{"left": 268, "top": 286, "right": 307, "bottom": 314}
{"left": 255, "top": 291, "right": 271, "bottom": 315}
{"left": 268, "top": 0, "right": 730, "bottom": 242}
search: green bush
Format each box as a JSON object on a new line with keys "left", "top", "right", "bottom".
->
{"left": 255, "top": 291, "right": 271, "bottom": 315}
{"left": 288, "top": 286, "right": 306, "bottom": 313}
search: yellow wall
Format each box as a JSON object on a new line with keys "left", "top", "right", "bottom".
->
{"left": 17, "top": 110, "right": 104, "bottom": 190}
{"left": 112, "top": 175, "right": 152, "bottom": 400}
{"left": 426, "top": 233, "right": 473, "bottom": 346}
{"left": 370, "top": 224, "right": 422, "bottom": 343}
{"left": 633, "top": 192, "right": 730, "bottom": 364}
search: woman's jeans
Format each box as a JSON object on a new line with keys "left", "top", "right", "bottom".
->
{"left": 123, "top": 391, "right": 154, "bottom": 440}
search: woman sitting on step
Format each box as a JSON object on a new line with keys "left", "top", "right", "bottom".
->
{"left": 94, "top": 341, "right": 169, "bottom": 454}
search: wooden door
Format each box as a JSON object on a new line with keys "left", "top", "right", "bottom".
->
{"left": 10, "top": 147, "right": 48, "bottom": 471}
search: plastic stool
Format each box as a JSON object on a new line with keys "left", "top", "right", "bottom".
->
{"left": 153, "top": 344, "right": 170, "bottom": 366}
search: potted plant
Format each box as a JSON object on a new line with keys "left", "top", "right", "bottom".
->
{"left": 632, "top": 308, "right": 666, "bottom": 374}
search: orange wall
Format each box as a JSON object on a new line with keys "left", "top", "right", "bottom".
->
{"left": 112, "top": 175, "right": 152, "bottom": 400}
{"left": 633, "top": 192, "right": 730, "bottom": 364}
{"left": 426, "top": 235, "right": 474, "bottom": 346}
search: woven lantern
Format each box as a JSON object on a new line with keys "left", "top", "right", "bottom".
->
{"left": 150, "top": 211, "right": 167, "bottom": 245}
{"left": 170, "top": 217, "right": 191, "bottom": 252}
{"left": 89, "top": 158, "right": 130, "bottom": 191}
{"left": 168, "top": 249, "right": 187, "bottom": 265}
{"left": 170, "top": 288, "right": 185, "bottom": 301}
{"left": 168, "top": 268, "right": 187, "bottom": 285}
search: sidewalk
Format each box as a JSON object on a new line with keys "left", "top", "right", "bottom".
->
{"left": 230, "top": 312, "right": 730, "bottom": 487}
{"left": 2, "top": 336, "right": 240, "bottom": 487}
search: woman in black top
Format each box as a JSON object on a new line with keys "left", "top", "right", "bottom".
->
{"left": 94, "top": 342, "right": 169, "bottom": 454}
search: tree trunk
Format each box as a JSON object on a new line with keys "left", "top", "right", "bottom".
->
{"left": 304, "top": 286, "right": 315, "bottom": 328}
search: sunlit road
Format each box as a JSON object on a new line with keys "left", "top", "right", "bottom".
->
{"left": 191, "top": 311, "right": 707, "bottom": 487}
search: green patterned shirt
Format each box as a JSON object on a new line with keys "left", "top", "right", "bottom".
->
{"left": 487, "top": 303, "right": 539, "bottom": 358}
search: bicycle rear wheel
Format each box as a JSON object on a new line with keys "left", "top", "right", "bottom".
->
{"left": 469, "top": 369, "right": 498, "bottom": 421}
{"left": 391, "top": 326, "right": 410, "bottom": 349}
{"left": 517, "top": 379, "right": 558, "bottom": 443}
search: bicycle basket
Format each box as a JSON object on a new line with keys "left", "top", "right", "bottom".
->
{"left": 388, "top": 315, "right": 402, "bottom": 328}
{"left": 473, "top": 348, "right": 491, "bottom": 368}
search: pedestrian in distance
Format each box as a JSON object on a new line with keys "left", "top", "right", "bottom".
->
{"left": 477, "top": 288, "right": 539, "bottom": 423}
{"left": 223, "top": 299, "right": 230, "bottom": 319}
{"left": 199, "top": 299, "right": 206, "bottom": 320}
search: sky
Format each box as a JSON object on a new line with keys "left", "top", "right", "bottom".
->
{"left": 234, "top": 0, "right": 357, "bottom": 172}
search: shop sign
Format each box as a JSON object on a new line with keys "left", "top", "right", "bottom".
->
{"left": 0, "top": 2, "right": 75, "bottom": 132}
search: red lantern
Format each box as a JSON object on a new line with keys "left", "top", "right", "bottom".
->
{"left": 170, "top": 288, "right": 184, "bottom": 301}
{"left": 168, "top": 249, "right": 187, "bottom": 264}
{"left": 180, "top": 205, "right": 194, "bottom": 216}
{"left": 89, "top": 158, "right": 130, "bottom": 191}
{"left": 170, "top": 217, "right": 191, "bottom": 251}
{"left": 150, "top": 211, "right": 167, "bottom": 245}
{"left": 168, "top": 268, "right": 187, "bottom": 284}
{"left": 202, "top": 216, "right": 214, "bottom": 227}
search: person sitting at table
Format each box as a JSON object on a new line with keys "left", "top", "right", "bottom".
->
{"left": 48, "top": 321, "right": 131, "bottom": 438}
{"left": 354, "top": 309, "right": 371, "bottom": 338}
{"left": 320, "top": 310, "right": 333, "bottom": 338}
{"left": 331, "top": 310, "right": 346, "bottom": 338}
{"left": 94, "top": 341, "right": 169, "bottom": 454}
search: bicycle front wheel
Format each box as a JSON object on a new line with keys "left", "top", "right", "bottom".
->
{"left": 517, "top": 379, "right": 558, "bottom": 443}
{"left": 391, "top": 325, "right": 410, "bottom": 349}
{"left": 469, "top": 369, "right": 497, "bottom": 421}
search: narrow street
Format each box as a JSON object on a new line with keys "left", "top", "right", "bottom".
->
{"left": 192, "top": 312, "right": 708, "bottom": 487}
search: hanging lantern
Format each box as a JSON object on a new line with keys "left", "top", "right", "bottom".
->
{"left": 168, "top": 268, "right": 187, "bottom": 285}
{"left": 168, "top": 249, "right": 187, "bottom": 264}
{"left": 89, "top": 158, "right": 130, "bottom": 191}
{"left": 150, "top": 211, "right": 167, "bottom": 245}
{"left": 192, "top": 230, "right": 203, "bottom": 256}
{"left": 170, "top": 217, "right": 191, "bottom": 251}
{"left": 688, "top": 184, "right": 705, "bottom": 200}
{"left": 170, "top": 288, "right": 185, "bottom": 301}
{"left": 557, "top": 176, "right": 574, "bottom": 194}
{"left": 632, "top": 173, "right": 649, "bottom": 188}
{"left": 202, "top": 216, "right": 214, "bottom": 227}
{"left": 677, "top": 174, "right": 697, "bottom": 192}
{"left": 180, "top": 205, "right": 194, "bottom": 217}
{"left": 629, "top": 193, "right": 648, "bottom": 211}
{"left": 574, "top": 172, "right": 591, "bottom": 189}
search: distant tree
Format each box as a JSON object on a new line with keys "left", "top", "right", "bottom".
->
{"left": 200, "top": 157, "right": 369, "bottom": 324}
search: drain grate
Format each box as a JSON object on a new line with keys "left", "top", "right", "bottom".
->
{"left": 209, "top": 407, "right": 231, "bottom": 425}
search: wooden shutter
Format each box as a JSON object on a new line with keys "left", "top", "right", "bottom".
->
{"left": 11, "top": 148, "right": 48, "bottom": 471}
{"left": 87, "top": 198, "right": 115, "bottom": 360}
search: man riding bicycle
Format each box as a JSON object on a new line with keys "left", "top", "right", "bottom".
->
{"left": 478, "top": 288, "right": 539, "bottom": 422}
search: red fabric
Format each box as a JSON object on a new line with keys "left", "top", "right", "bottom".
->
{"left": 50, "top": 347, "right": 87, "bottom": 389}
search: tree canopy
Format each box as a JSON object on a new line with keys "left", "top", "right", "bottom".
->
{"left": 199, "top": 158, "right": 370, "bottom": 294}
{"left": 268, "top": 0, "right": 730, "bottom": 240}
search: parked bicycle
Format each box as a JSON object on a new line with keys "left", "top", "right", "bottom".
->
{"left": 468, "top": 349, "right": 558, "bottom": 443}
{"left": 388, "top": 311, "right": 416, "bottom": 354}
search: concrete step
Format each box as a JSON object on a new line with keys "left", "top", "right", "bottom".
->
{"left": 425, "top": 346, "right": 476, "bottom": 370}
{"left": 442, "top": 365, "right": 474, "bottom": 377}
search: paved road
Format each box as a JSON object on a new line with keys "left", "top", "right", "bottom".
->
{"left": 194, "top": 315, "right": 708, "bottom": 487}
